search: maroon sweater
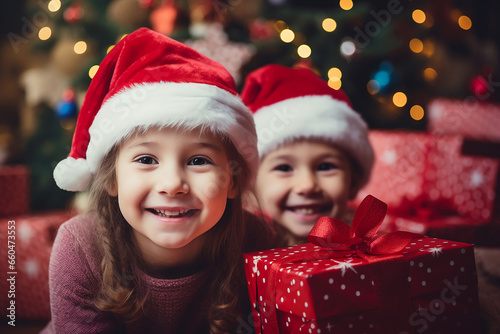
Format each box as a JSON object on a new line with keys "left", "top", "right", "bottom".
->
{"left": 40, "top": 215, "right": 213, "bottom": 334}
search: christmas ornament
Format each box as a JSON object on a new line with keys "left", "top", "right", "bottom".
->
{"left": 55, "top": 88, "right": 78, "bottom": 119}
{"left": 150, "top": 0, "right": 178, "bottom": 35}
{"left": 184, "top": 23, "right": 255, "bottom": 84}
{"left": 249, "top": 18, "right": 275, "bottom": 42}
{"left": 63, "top": 2, "right": 84, "bottom": 23}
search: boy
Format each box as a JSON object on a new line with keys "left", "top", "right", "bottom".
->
{"left": 241, "top": 64, "right": 374, "bottom": 245}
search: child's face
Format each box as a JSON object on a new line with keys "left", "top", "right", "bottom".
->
{"left": 110, "top": 127, "right": 237, "bottom": 261}
{"left": 256, "top": 140, "right": 353, "bottom": 239}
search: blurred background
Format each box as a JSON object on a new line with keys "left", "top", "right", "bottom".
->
{"left": 1, "top": 1, "right": 500, "bottom": 333}
{"left": 0, "top": 0, "right": 499, "bottom": 211}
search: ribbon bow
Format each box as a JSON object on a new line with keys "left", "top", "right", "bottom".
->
{"left": 308, "top": 195, "right": 417, "bottom": 255}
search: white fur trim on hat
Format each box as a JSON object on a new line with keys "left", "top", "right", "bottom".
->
{"left": 254, "top": 95, "right": 373, "bottom": 186}
{"left": 53, "top": 82, "right": 258, "bottom": 192}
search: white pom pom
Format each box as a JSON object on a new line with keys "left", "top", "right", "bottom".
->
{"left": 53, "top": 157, "right": 93, "bottom": 192}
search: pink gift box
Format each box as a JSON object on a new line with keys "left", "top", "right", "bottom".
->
{"left": 428, "top": 98, "right": 500, "bottom": 142}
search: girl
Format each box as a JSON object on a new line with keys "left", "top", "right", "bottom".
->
{"left": 42, "top": 28, "right": 273, "bottom": 333}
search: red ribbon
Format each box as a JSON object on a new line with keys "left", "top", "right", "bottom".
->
{"left": 258, "top": 195, "right": 419, "bottom": 333}
{"left": 308, "top": 194, "right": 417, "bottom": 255}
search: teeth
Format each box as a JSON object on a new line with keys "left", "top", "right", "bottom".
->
{"left": 153, "top": 209, "right": 190, "bottom": 217}
{"left": 294, "top": 208, "right": 315, "bottom": 215}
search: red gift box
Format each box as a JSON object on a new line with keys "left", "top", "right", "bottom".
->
{"left": 0, "top": 165, "right": 30, "bottom": 217}
{"left": 428, "top": 98, "right": 500, "bottom": 142}
{"left": 244, "top": 196, "right": 481, "bottom": 333}
{"left": 355, "top": 131, "right": 431, "bottom": 209}
{"left": 353, "top": 131, "right": 499, "bottom": 242}
{"left": 0, "top": 211, "right": 74, "bottom": 321}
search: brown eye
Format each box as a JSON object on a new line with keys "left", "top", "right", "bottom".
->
{"left": 136, "top": 156, "right": 157, "bottom": 165}
{"left": 188, "top": 157, "right": 212, "bottom": 166}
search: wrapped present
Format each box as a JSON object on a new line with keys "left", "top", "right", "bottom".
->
{"left": 0, "top": 211, "right": 74, "bottom": 321}
{"left": 428, "top": 98, "right": 500, "bottom": 142}
{"left": 354, "top": 131, "right": 431, "bottom": 209}
{"left": 425, "top": 135, "right": 498, "bottom": 222}
{"left": 244, "top": 196, "right": 481, "bottom": 333}
{"left": 0, "top": 165, "right": 30, "bottom": 217}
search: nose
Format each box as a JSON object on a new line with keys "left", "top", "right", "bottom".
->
{"left": 155, "top": 164, "right": 189, "bottom": 196}
{"left": 293, "top": 169, "right": 320, "bottom": 196}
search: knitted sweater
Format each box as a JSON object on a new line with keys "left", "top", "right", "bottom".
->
{"left": 40, "top": 215, "right": 214, "bottom": 334}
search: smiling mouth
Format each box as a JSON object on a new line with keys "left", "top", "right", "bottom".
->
{"left": 147, "top": 208, "right": 198, "bottom": 218}
{"left": 286, "top": 205, "right": 332, "bottom": 215}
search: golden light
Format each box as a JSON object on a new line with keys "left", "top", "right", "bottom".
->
{"left": 423, "top": 14, "right": 434, "bottom": 28}
{"left": 412, "top": 9, "right": 426, "bottom": 24}
{"left": 410, "top": 105, "right": 425, "bottom": 120}
{"left": 274, "top": 20, "right": 288, "bottom": 32}
{"left": 367, "top": 80, "right": 380, "bottom": 95}
{"left": 89, "top": 65, "right": 99, "bottom": 79}
{"left": 107, "top": 45, "right": 115, "bottom": 54}
{"left": 409, "top": 38, "right": 424, "bottom": 53}
{"left": 422, "top": 39, "right": 435, "bottom": 57}
{"left": 38, "top": 27, "right": 52, "bottom": 41}
{"left": 393, "top": 92, "right": 407, "bottom": 107}
{"left": 424, "top": 67, "right": 437, "bottom": 81}
{"left": 328, "top": 79, "right": 342, "bottom": 90}
{"left": 74, "top": 41, "right": 87, "bottom": 54}
{"left": 458, "top": 15, "right": 472, "bottom": 30}
{"left": 322, "top": 18, "right": 337, "bottom": 32}
{"left": 280, "top": 29, "right": 295, "bottom": 43}
{"left": 48, "top": 0, "right": 61, "bottom": 12}
{"left": 297, "top": 44, "right": 312, "bottom": 58}
{"left": 339, "top": 0, "right": 353, "bottom": 11}
{"left": 328, "top": 67, "right": 342, "bottom": 81}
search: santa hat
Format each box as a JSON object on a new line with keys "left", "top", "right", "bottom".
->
{"left": 54, "top": 28, "right": 257, "bottom": 192}
{"left": 241, "top": 64, "right": 373, "bottom": 187}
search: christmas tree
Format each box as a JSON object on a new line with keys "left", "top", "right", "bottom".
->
{"left": 12, "top": 0, "right": 500, "bottom": 210}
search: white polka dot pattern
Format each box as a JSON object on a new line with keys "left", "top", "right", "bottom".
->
{"left": 243, "top": 236, "right": 480, "bottom": 333}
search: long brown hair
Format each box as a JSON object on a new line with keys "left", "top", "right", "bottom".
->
{"left": 87, "top": 127, "right": 257, "bottom": 332}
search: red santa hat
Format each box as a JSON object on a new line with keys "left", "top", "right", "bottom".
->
{"left": 241, "top": 64, "right": 373, "bottom": 187}
{"left": 54, "top": 28, "right": 257, "bottom": 191}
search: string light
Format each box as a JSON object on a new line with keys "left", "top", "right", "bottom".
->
{"left": 328, "top": 79, "right": 342, "bottom": 90}
{"left": 458, "top": 15, "right": 472, "bottom": 30}
{"left": 280, "top": 29, "right": 295, "bottom": 43}
{"left": 393, "top": 92, "right": 407, "bottom": 107}
{"left": 410, "top": 105, "right": 424, "bottom": 120}
{"left": 48, "top": 0, "right": 61, "bottom": 12}
{"left": 74, "top": 41, "right": 87, "bottom": 54}
{"left": 89, "top": 65, "right": 99, "bottom": 79}
{"left": 409, "top": 38, "right": 423, "bottom": 53}
{"left": 412, "top": 9, "right": 426, "bottom": 24}
{"left": 328, "top": 67, "right": 342, "bottom": 81}
{"left": 38, "top": 27, "right": 52, "bottom": 41}
{"left": 297, "top": 44, "right": 311, "bottom": 58}
{"left": 274, "top": 20, "right": 288, "bottom": 32}
{"left": 424, "top": 67, "right": 437, "bottom": 82}
{"left": 367, "top": 80, "right": 380, "bottom": 95}
{"left": 340, "top": 39, "right": 356, "bottom": 57}
{"left": 322, "top": 18, "right": 337, "bottom": 32}
{"left": 339, "top": 0, "right": 353, "bottom": 11}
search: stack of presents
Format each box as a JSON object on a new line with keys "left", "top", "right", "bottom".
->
{"left": 1, "top": 98, "right": 499, "bottom": 332}
{"left": 244, "top": 98, "right": 500, "bottom": 333}
{"left": 0, "top": 165, "right": 74, "bottom": 324}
